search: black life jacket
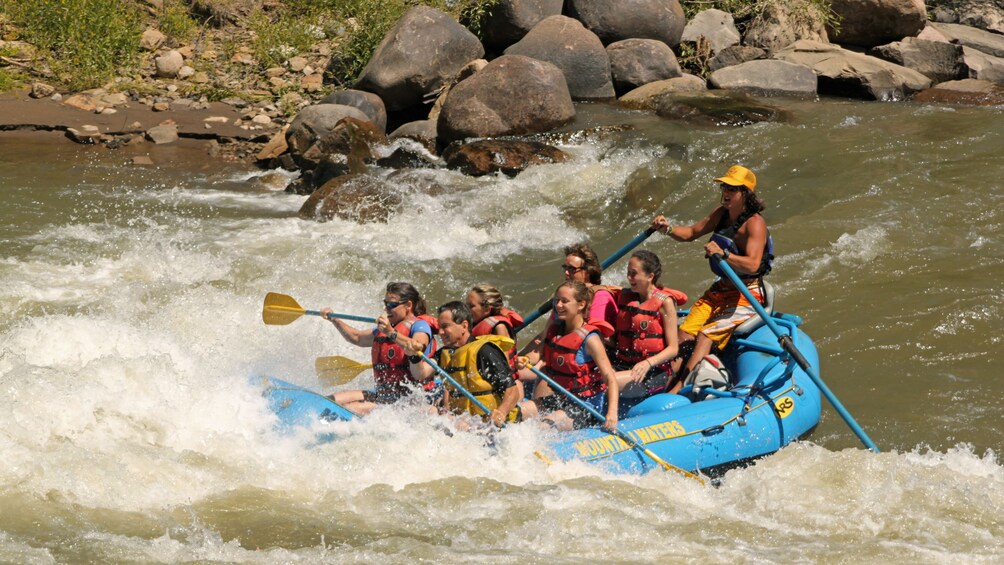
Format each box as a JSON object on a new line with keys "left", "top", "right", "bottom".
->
{"left": 708, "top": 209, "right": 774, "bottom": 278}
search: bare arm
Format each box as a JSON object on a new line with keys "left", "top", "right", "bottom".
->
{"left": 586, "top": 334, "right": 618, "bottom": 431}
{"left": 323, "top": 308, "right": 375, "bottom": 347}
{"left": 491, "top": 384, "right": 521, "bottom": 427}
{"left": 652, "top": 209, "right": 724, "bottom": 242}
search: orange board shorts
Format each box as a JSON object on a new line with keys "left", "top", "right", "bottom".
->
{"left": 679, "top": 279, "right": 764, "bottom": 349}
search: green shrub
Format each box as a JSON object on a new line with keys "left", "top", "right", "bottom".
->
{"left": 159, "top": 0, "right": 199, "bottom": 43}
{"left": 0, "top": 0, "right": 142, "bottom": 89}
{"left": 249, "top": 9, "right": 323, "bottom": 69}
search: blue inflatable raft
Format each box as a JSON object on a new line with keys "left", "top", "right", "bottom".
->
{"left": 257, "top": 308, "right": 822, "bottom": 476}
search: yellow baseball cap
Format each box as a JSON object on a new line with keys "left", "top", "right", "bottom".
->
{"left": 714, "top": 165, "right": 756, "bottom": 191}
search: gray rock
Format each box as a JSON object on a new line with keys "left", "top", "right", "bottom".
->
{"left": 931, "top": 0, "right": 1004, "bottom": 35}
{"left": 30, "top": 82, "right": 56, "bottom": 99}
{"left": 285, "top": 104, "right": 372, "bottom": 159}
{"left": 709, "top": 46, "right": 768, "bottom": 72}
{"left": 961, "top": 46, "right": 1004, "bottom": 82}
{"left": 505, "top": 15, "right": 614, "bottom": 99}
{"left": 298, "top": 174, "right": 403, "bottom": 223}
{"left": 709, "top": 59, "right": 818, "bottom": 98}
{"left": 66, "top": 125, "right": 102, "bottom": 144}
{"left": 607, "top": 39, "right": 681, "bottom": 95}
{"left": 566, "top": 0, "right": 686, "bottom": 47}
{"left": 931, "top": 22, "right": 1004, "bottom": 58}
{"left": 389, "top": 119, "right": 438, "bottom": 152}
{"left": 827, "top": 0, "right": 927, "bottom": 48}
{"left": 355, "top": 6, "right": 484, "bottom": 111}
{"left": 619, "top": 75, "right": 708, "bottom": 109}
{"left": 744, "top": 0, "right": 830, "bottom": 53}
{"left": 681, "top": 9, "right": 740, "bottom": 55}
{"left": 146, "top": 123, "right": 179, "bottom": 144}
{"left": 774, "top": 39, "right": 932, "bottom": 100}
{"left": 868, "top": 37, "right": 968, "bottom": 83}
{"left": 437, "top": 54, "right": 575, "bottom": 144}
{"left": 319, "top": 89, "right": 388, "bottom": 132}
{"left": 155, "top": 50, "right": 184, "bottom": 78}
{"left": 481, "top": 0, "right": 564, "bottom": 51}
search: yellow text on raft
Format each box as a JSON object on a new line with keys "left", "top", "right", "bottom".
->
{"left": 573, "top": 420, "right": 687, "bottom": 458}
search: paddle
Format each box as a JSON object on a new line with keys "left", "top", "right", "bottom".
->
{"left": 315, "top": 356, "right": 373, "bottom": 385}
{"left": 710, "top": 254, "right": 880, "bottom": 453}
{"left": 262, "top": 292, "right": 377, "bottom": 326}
{"left": 514, "top": 227, "right": 657, "bottom": 334}
{"left": 525, "top": 364, "right": 704, "bottom": 483}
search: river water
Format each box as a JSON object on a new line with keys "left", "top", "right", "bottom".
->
{"left": 1, "top": 98, "right": 1002, "bottom": 563}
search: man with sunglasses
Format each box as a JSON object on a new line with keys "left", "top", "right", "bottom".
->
{"left": 651, "top": 165, "right": 774, "bottom": 389}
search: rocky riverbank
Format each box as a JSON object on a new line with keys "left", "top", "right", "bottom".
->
{"left": 3, "top": 0, "right": 1004, "bottom": 215}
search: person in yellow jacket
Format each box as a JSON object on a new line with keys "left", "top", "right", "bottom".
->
{"left": 411, "top": 301, "right": 522, "bottom": 427}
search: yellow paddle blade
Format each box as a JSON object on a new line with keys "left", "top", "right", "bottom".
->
{"left": 315, "top": 356, "right": 373, "bottom": 386}
{"left": 263, "top": 292, "right": 306, "bottom": 325}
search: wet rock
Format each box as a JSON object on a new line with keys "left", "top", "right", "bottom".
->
{"left": 774, "top": 40, "right": 931, "bottom": 100}
{"left": 437, "top": 55, "right": 575, "bottom": 144}
{"left": 66, "top": 125, "right": 103, "bottom": 144}
{"left": 743, "top": 1, "right": 830, "bottom": 54}
{"left": 868, "top": 38, "right": 968, "bottom": 83}
{"left": 681, "top": 9, "right": 741, "bottom": 55}
{"left": 299, "top": 117, "right": 387, "bottom": 178}
{"left": 442, "top": 139, "right": 569, "bottom": 177}
{"left": 285, "top": 103, "right": 372, "bottom": 162}
{"left": 132, "top": 155, "right": 155, "bottom": 166}
{"left": 607, "top": 39, "right": 682, "bottom": 96}
{"left": 389, "top": 119, "right": 438, "bottom": 152}
{"left": 912, "top": 78, "right": 1004, "bottom": 104}
{"left": 319, "top": 89, "right": 388, "bottom": 132}
{"left": 355, "top": 6, "right": 484, "bottom": 111}
{"left": 376, "top": 146, "right": 440, "bottom": 170}
{"left": 505, "top": 15, "right": 614, "bottom": 100}
{"left": 709, "top": 59, "right": 817, "bottom": 98}
{"left": 566, "top": 0, "right": 686, "bottom": 47}
{"left": 619, "top": 75, "right": 708, "bottom": 109}
{"left": 651, "top": 91, "right": 790, "bottom": 127}
{"left": 827, "top": 0, "right": 927, "bottom": 48}
{"left": 481, "top": 0, "right": 564, "bottom": 51}
{"left": 298, "top": 173, "right": 403, "bottom": 223}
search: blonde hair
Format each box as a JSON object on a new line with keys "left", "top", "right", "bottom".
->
{"left": 470, "top": 283, "right": 505, "bottom": 315}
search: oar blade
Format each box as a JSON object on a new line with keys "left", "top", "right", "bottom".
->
{"left": 263, "top": 292, "right": 306, "bottom": 325}
{"left": 315, "top": 356, "right": 372, "bottom": 386}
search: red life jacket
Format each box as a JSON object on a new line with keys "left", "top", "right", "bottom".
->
{"left": 471, "top": 308, "right": 524, "bottom": 368}
{"left": 613, "top": 287, "right": 687, "bottom": 370}
{"left": 541, "top": 323, "right": 607, "bottom": 398}
{"left": 371, "top": 315, "right": 439, "bottom": 389}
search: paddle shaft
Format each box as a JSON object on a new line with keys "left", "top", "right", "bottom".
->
{"left": 416, "top": 351, "right": 495, "bottom": 417}
{"left": 307, "top": 310, "right": 377, "bottom": 324}
{"left": 527, "top": 365, "right": 702, "bottom": 481}
{"left": 514, "top": 228, "right": 657, "bottom": 334}
{"left": 710, "top": 254, "right": 880, "bottom": 453}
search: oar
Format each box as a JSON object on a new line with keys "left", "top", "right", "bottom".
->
{"left": 526, "top": 365, "right": 704, "bottom": 483}
{"left": 514, "top": 227, "right": 657, "bottom": 334}
{"left": 415, "top": 351, "right": 496, "bottom": 419}
{"left": 315, "top": 356, "right": 373, "bottom": 386}
{"left": 710, "top": 254, "right": 880, "bottom": 453}
{"left": 263, "top": 292, "right": 377, "bottom": 325}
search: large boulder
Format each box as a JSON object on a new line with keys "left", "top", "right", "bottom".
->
{"left": 565, "top": 0, "right": 686, "bottom": 47}
{"left": 298, "top": 174, "right": 403, "bottom": 223}
{"left": 868, "top": 38, "right": 968, "bottom": 83}
{"left": 960, "top": 46, "right": 1004, "bottom": 82}
{"left": 437, "top": 55, "right": 575, "bottom": 143}
{"left": 912, "top": 78, "right": 1004, "bottom": 104}
{"left": 442, "top": 139, "right": 569, "bottom": 177}
{"left": 930, "top": 22, "right": 1004, "bottom": 58}
{"left": 285, "top": 104, "right": 372, "bottom": 164}
{"left": 709, "top": 59, "right": 818, "bottom": 98}
{"left": 505, "top": 15, "right": 615, "bottom": 99}
{"left": 319, "top": 90, "right": 388, "bottom": 132}
{"left": 930, "top": 0, "right": 1004, "bottom": 35}
{"left": 355, "top": 6, "right": 484, "bottom": 111}
{"left": 481, "top": 0, "right": 564, "bottom": 51}
{"left": 743, "top": 0, "right": 830, "bottom": 53}
{"left": 619, "top": 75, "right": 708, "bottom": 109}
{"left": 827, "top": 0, "right": 927, "bottom": 48}
{"left": 299, "top": 117, "right": 387, "bottom": 174}
{"left": 709, "top": 46, "right": 768, "bottom": 72}
{"left": 606, "top": 39, "right": 682, "bottom": 95}
{"left": 774, "top": 40, "right": 932, "bottom": 100}
{"left": 681, "top": 9, "right": 741, "bottom": 56}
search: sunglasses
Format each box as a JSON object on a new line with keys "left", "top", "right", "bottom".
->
{"left": 383, "top": 300, "right": 405, "bottom": 310}
{"left": 562, "top": 264, "right": 585, "bottom": 273}
{"left": 720, "top": 184, "right": 742, "bottom": 192}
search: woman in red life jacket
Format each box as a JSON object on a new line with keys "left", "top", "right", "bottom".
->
{"left": 322, "top": 282, "right": 439, "bottom": 416}
{"left": 466, "top": 283, "right": 525, "bottom": 397}
{"left": 516, "top": 281, "right": 619, "bottom": 431}
{"left": 610, "top": 250, "right": 685, "bottom": 406}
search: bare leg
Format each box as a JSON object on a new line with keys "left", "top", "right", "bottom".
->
{"left": 329, "top": 389, "right": 377, "bottom": 416}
